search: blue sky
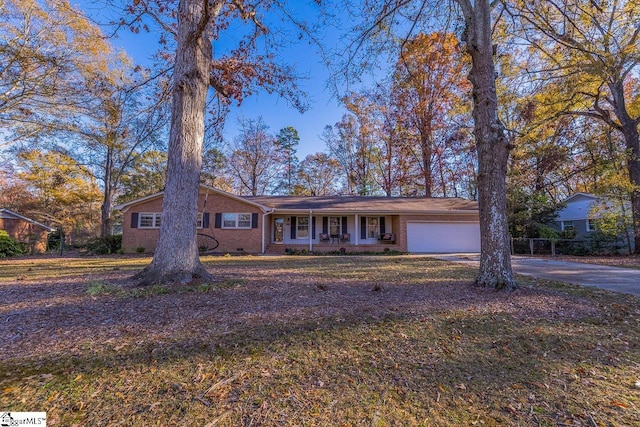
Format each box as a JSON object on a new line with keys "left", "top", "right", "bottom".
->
{"left": 78, "top": 1, "right": 357, "bottom": 158}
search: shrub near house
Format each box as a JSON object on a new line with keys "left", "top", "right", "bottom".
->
{"left": 0, "top": 230, "right": 23, "bottom": 257}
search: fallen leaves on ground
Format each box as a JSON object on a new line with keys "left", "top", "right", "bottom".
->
{"left": 0, "top": 255, "right": 638, "bottom": 426}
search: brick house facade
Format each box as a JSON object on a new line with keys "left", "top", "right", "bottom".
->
{"left": 118, "top": 187, "right": 267, "bottom": 254}
{"left": 116, "top": 185, "right": 481, "bottom": 254}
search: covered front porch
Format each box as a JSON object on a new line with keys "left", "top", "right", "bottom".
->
{"left": 262, "top": 212, "right": 401, "bottom": 254}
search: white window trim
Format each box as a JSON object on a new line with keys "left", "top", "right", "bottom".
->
{"left": 561, "top": 220, "right": 575, "bottom": 231}
{"left": 329, "top": 216, "right": 342, "bottom": 236}
{"left": 366, "top": 216, "right": 380, "bottom": 239}
{"left": 139, "top": 212, "right": 161, "bottom": 229}
{"left": 296, "top": 216, "right": 310, "bottom": 239}
{"left": 222, "top": 213, "right": 252, "bottom": 229}
{"left": 139, "top": 212, "right": 204, "bottom": 229}
{"left": 586, "top": 219, "right": 594, "bottom": 232}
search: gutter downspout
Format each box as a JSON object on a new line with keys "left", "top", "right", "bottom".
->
{"left": 262, "top": 209, "right": 273, "bottom": 254}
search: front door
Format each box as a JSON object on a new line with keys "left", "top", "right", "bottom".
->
{"left": 273, "top": 217, "right": 284, "bottom": 243}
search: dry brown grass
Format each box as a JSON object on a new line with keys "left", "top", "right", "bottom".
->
{"left": 1, "top": 255, "right": 639, "bottom": 426}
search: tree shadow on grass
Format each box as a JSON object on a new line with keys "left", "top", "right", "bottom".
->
{"left": 1, "top": 304, "right": 638, "bottom": 426}
{"left": 0, "top": 259, "right": 638, "bottom": 425}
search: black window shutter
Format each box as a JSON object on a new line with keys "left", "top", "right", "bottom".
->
{"left": 312, "top": 217, "right": 316, "bottom": 239}
{"left": 380, "top": 217, "right": 386, "bottom": 234}
{"left": 251, "top": 213, "right": 258, "bottom": 228}
{"left": 290, "top": 216, "right": 297, "bottom": 239}
{"left": 342, "top": 216, "right": 348, "bottom": 233}
{"left": 214, "top": 213, "right": 222, "bottom": 228}
{"left": 203, "top": 213, "right": 210, "bottom": 228}
{"left": 322, "top": 216, "right": 328, "bottom": 234}
{"left": 360, "top": 216, "right": 367, "bottom": 239}
{"left": 131, "top": 212, "right": 139, "bottom": 229}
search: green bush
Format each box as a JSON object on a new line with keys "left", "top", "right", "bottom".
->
{"left": 538, "top": 224, "right": 560, "bottom": 239}
{"left": 0, "top": 230, "right": 24, "bottom": 257}
{"left": 47, "top": 229, "right": 64, "bottom": 251}
{"left": 86, "top": 235, "right": 122, "bottom": 255}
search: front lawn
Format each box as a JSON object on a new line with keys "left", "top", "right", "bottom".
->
{"left": 1, "top": 255, "right": 638, "bottom": 426}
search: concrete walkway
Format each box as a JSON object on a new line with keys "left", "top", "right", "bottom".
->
{"left": 432, "top": 254, "right": 640, "bottom": 297}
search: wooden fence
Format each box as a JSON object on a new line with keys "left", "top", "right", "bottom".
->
{"left": 510, "top": 238, "right": 627, "bottom": 256}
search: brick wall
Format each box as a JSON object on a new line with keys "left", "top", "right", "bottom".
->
{"left": 121, "top": 192, "right": 265, "bottom": 254}
{"left": 0, "top": 218, "right": 49, "bottom": 253}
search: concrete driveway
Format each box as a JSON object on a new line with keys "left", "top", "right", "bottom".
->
{"left": 432, "top": 254, "right": 640, "bottom": 297}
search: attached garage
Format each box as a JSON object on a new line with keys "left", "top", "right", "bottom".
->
{"left": 406, "top": 221, "right": 481, "bottom": 253}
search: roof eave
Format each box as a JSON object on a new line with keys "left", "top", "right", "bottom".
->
{"left": 0, "top": 208, "right": 55, "bottom": 231}
{"left": 113, "top": 184, "right": 273, "bottom": 213}
{"left": 263, "top": 209, "right": 478, "bottom": 215}
{"left": 199, "top": 185, "right": 272, "bottom": 212}
{"left": 563, "top": 192, "right": 598, "bottom": 203}
{"left": 113, "top": 192, "right": 165, "bottom": 212}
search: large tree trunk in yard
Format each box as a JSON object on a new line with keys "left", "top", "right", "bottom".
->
{"left": 458, "top": 0, "right": 516, "bottom": 290}
{"left": 134, "top": 0, "right": 215, "bottom": 285}
{"left": 621, "top": 124, "right": 640, "bottom": 255}
{"left": 609, "top": 80, "right": 640, "bottom": 254}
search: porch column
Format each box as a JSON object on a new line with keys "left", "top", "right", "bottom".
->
{"left": 355, "top": 213, "right": 359, "bottom": 246}
{"left": 261, "top": 210, "right": 271, "bottom": 254}
{"left": 309, "top": 210, "right": 313, "bottom": 252}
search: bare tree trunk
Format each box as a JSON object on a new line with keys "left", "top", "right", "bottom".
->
{"left": 438, "top": 153, "right": 448, "bottom": 197}
{"left": 100, "top": 193, "right": 112, "bottom": 238}
{"left": 100, "top": 143, "right": 114, "bottom": 239}
{"left": 135, "top": 0, "right": 215, "bottom": 285}
{"left": 458, "top": 0, "right": 516, "bottom": 289}
{"left": 421, "top": 134, "right": 433, "bottom": 197}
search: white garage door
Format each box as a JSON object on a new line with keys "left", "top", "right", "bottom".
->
{"left": 407, "top": 222, "right": 481, "bottom": 253}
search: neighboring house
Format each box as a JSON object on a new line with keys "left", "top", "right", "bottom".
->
{"left": 551, "top": 192, "right": 635, "bottom": 253}
{"left": 552, "top": 192, "right": 600, "bottom": 238}
{"left": 115, "top": 185, "right": 481, "bottom": 254}
{"left": 0, "top": 209, "right": 55, "bottom": 253}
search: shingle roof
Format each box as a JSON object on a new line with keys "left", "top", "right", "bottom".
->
{"left": 113, "top": 184, "right": 479, "bottom": 214}
{"left": 242, "top": 195, "right": 478, "bottom": 213}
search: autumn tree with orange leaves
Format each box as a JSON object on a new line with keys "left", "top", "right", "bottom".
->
{"left": 392, "top": 32, "right": 472, "bottom": 197}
